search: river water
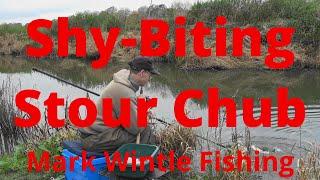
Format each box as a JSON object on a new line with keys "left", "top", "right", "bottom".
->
{"left": 0, "top": 56, "right": 320, "bottom": 157}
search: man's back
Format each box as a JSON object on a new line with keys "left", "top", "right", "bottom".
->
{"left": 79, "top": 69, "right": 143, "bottom": 136}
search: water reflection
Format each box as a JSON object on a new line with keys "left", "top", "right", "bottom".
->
{"left": 144, "top": 82, "right": 320, "bottom": 143}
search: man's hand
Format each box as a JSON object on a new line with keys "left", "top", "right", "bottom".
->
{"left": 137, "top": 94, "right": 154, "bottom": 121}
{"left": 137, "top": 94, "right": 146, "bottom": 99}
{"left": 138, "top": 94, "right": 151, "bottom": 101}
{"left": 147, "top": 109, "right": 155, "bottom": 119}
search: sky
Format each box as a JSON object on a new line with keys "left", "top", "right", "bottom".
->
{"left": 0, "top": 0, "right": 201, "bottom": 24}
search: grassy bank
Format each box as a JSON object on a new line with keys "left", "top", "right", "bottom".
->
{"left": 0, "top": 0, "right": 319, "bottom": 70}
{"left": 1, "top": 119, "right": 319, "bottom": 179}
{"left": 0, "top": 130, "right": 76, "bottom": 179}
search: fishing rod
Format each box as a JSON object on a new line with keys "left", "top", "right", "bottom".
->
{"left": 33, "top": 67, "right": 173, "bottom": 126}
{"left": 32, "top": 67, "right": 227, "bottom": 148}
{"left": 32, "top": 68, "right": 100, "bottom": 96}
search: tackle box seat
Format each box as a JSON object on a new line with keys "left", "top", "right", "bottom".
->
{"left": 62, "top": 140, "right": 109, "bottom": 180}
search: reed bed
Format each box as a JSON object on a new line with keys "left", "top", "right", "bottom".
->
{"left": 297, "top": 143, "right": 320, "bottom": 179}
{"left": 0, "top": 79, "right": 31, "bottom": 155}
{"left": 0, "top": 78, "right": 77, "bottom": 178}
{"left": 155, "top": 124, "right": 198, "bottom": 159}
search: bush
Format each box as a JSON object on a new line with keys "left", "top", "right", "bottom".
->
{"left": 0, "top": 129, "right": 77, "bottom": 178}
{"left": 188, "top": 0, "right": 320, "bottom": 51}
{"left": 0, "top": 23, "right": 25, "bottom": 36}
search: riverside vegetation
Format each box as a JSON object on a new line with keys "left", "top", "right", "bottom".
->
{"left": 0, "top": 0, "right": 319, "bottom": 70}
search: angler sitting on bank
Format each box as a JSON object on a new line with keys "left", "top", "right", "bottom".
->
{"left": 79, "top": 56, "right": 160, "bottom": 153}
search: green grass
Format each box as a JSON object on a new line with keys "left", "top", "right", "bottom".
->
{"left": 0, "top": 129, "right": 78, "bottom": 179}
{"left": 0, "top": 23, "right": 25, "bottom": 36}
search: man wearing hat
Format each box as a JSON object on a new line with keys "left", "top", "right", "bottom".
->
{"left": 79, "top": 56, "right": 159, "bottom": 153}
